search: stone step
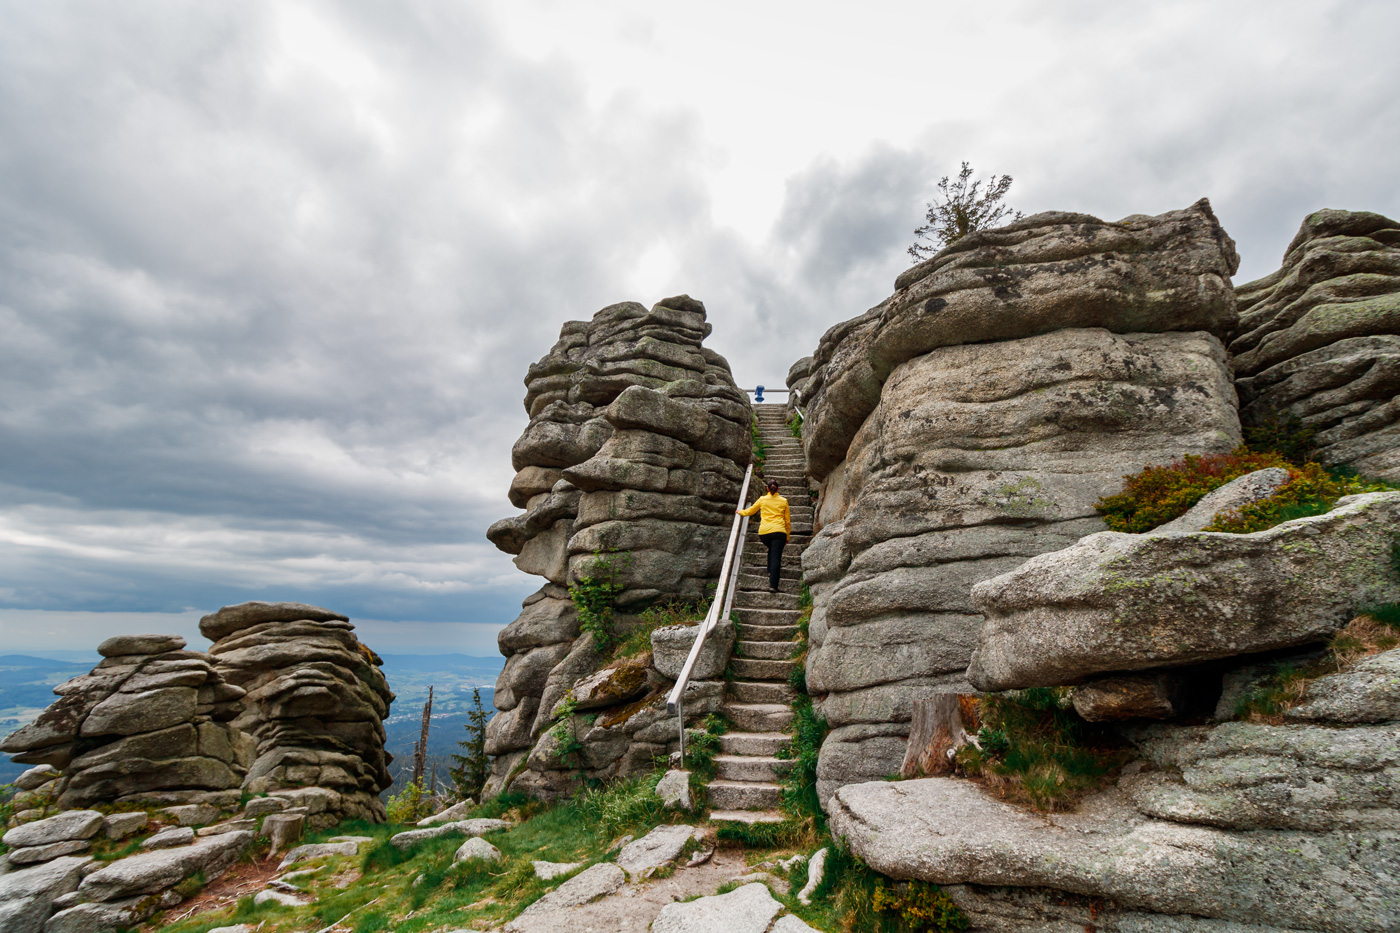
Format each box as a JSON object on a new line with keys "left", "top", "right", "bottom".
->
{"left": 739, "top": 574, "right": 803, "bottom": 594}
{"left": 731, "top": 590, "right": 801, "bottom": 610}
{"left": 740, "top": 562, "right": 804, "bottom": 579}
{"left": 737, "top": 640, "right": 799, "bottom": 660}
{"left": 707, "top": 780, "right": 783, "bottom": 810}
{"left": 729, "top": 680, "right": 796, "bottom": 704}
{"left": 736, "top": 623, "right": 799, "bottom": 642}
{"left": 723, "top": 702, "right": 793, "bottom": 732}
{"left": 708, "top": 809, "right": 786, "bottom": 825}
{"left": 732, "top": 607, "right": 803, "bottom": 626}
{"left": 731, "top": 658, "right": 798, "bottom": 681}
{"left": 719, "top": 732, "right": 792, "bottom": 756}
{"left": 713, "top": 755, "right": 792, "bottom": 782}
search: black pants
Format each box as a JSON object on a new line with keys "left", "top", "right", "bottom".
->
{"left": 760, "top": 531, "right": 787, "bottom": 590}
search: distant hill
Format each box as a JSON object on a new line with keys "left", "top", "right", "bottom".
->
{"left": 0, "top": 653, "right": 96, "bottom": 783}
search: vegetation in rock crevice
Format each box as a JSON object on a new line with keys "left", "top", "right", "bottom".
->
{"left": 1233, "top": 611, "right": 1400, "bottom": 722}
{"left": 569, "top": 550, "right": 628, "bottom": 650}
{"left": 954, "top": 688, "right": 1131, "bottom": 812}
{"left": 1095, "top": 444, "right": 1397, "bottom": 534}
{"left": 751, "top": 416, "right": 769, "bottom": 471}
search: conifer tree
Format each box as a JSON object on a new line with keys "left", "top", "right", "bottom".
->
{"left": 450, "top": 687, "right": 491, "bottom": 801}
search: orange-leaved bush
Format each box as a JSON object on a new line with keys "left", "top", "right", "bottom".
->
{"left": 1205, "top": 462, "right": 1396, "bottom": 534}
{"left": 1095, "top": 447, "right": 1290, "bottom": 533}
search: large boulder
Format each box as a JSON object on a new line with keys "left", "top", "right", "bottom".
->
{"left": 203, "top": 602, "right": 395, "bottom": 828}
{"left": 968, "top": 492, "right": 1400, "bottom": 690}
{"left": 1231, "top": 209, "right": 1400, "bottom": 481}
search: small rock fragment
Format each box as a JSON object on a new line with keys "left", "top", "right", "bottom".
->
{"left": 531, "top": 860, "right": 582, "bottom": 880}
{"left": 453, "top": 838, "right": 502, "bottom": 863}
{"left": 102, "top": 813, "right": 149, "bottom": 841}
{"left": 797, "top": 848, "right": 827, "bottom": 905}
{"left": 655, "top": 770, "right": 692, "bottom": 810}
{"left": 141, "top": 826, "right": 195, "bottom": 849}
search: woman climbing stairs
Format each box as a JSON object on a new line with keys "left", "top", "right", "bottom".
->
{"left": 708, "top": 403, "right": 813, "bottom": 824}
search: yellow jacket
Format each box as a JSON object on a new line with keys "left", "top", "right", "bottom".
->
{"left": 739, "top": 493, "right": 791, "bottom": 537}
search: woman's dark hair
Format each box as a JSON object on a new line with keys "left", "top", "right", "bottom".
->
{"left": 766, "top": 480, "right": 779, "bottom": 492}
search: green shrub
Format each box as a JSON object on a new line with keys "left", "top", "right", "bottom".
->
{"left": 385, "top": 781, "right": 432, "bottom": 824}
{"left": 822, "top": 845, "right": 968, "bottom": 932}
{"left": 569, "top": 551, "right": 628, "bottom": 650}
{"left": 787, "top": 411, "right": 803, "bottom": 439}
{"left": 955, "top": 688, "right": 1129, "bottom": 811}
{"left": 685, "top": 714, "right": 727, "bottom": 779}
{"left": 575, "top": 771, "right": 667, "bottom": 837}
{"left": 752, "top": 417, "right": 768, "bottom": 469}
{"left": 1243, "top": 411, "right": 1317, "bottom": 464}
{"left": 1235, "top": 614, "right": 1400, "bottom": 722}
{"left": 1204, "top": 462, "right": 1397, "bottom": 534}
{"left": 777, "top": 694, "right": 828, "bottom": 824}
{"left": 1095, "top": 447, "right": 1290, "bottom": 532}
{"left": 612, "top": 600, "right": 706, "bottom": 660}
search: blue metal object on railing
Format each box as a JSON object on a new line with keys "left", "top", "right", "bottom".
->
{"left": 754, "top": 384, "right": 765, "bottom": 402}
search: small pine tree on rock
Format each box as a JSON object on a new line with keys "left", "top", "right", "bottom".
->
{"left": 909, "top": 161, "right": 1023, "bottom": 262}
{"left": 450, "top": 687, "right": 491, "bottom": 801}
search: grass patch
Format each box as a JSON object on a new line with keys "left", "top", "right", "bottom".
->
{"left": 612, "top": 600, "right": 707, "bottom": 661}
{"left": 778, "top": 843, "right": 968, "bottom": 933}
{"left": 1234, "top": 613, "right": 1400, "bottom": 722}
{"left": 954, "top": 688, "right": 1130, "bottom": 812}
{"left": 752, "top": 417, "right": 768, "bottom": 470}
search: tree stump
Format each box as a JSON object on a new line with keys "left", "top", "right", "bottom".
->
{"left": 900, "top": 693, "right": 979, "bottom": 779}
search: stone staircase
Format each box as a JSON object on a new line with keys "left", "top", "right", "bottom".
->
{"left": 708, "top": 403, "right": 812, "bottom": 824}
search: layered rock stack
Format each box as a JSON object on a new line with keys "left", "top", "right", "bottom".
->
{"left": 0, "top": 635, "right": 249, "bottom": 810}
{"left": 1231, "top": 208, "right": 1400, "bottom": 481}
{"left": 484, "top": 296, "right": 751, "bottom": 795}
{"left": 795, "top": 200, "right": 1245, "bottom": 801}
{"left": 201, "top": 602, "right": 395, "bottom": 828}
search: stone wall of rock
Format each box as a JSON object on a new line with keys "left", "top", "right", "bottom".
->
{"left": 796, "top": 201, "right": 1244, "bottom": 804}
{"left": 1231, "top": 208, "right": 1400, "bottom": 481}
{"left": 201, "top": 602, "right": 395, "bottom": 828}
{"left": 0, "top": 635, "right": 250, "bottom": 811}
{"left": 484, "top": 296, "right": 750, "bottom": 796}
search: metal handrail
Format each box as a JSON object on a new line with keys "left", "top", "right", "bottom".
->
{"left": 667, "top": 462, "right": 754, "bottom": 764}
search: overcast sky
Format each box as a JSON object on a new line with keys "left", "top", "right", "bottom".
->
{"left": 1, "top": 0, "right": 1397, "bottom": 655}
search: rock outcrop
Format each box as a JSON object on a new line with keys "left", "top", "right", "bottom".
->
{"left": 201, "top": 602, "right": 395, "bottom": 828}
{"left": 484, "top": 296, "right": 750, "bottom": 797}
{"left": 969, "top": 492, "right": 1400, "bottom": 690}
{"left": 1232, "top": 209, "right": 1400, "bottom": 481}
{"left": 830, "top": 648, "right": 1400, "bottom": 932}
{"left": 0, "top": 635, "right": 250, "bottom": 810}
{"left": 796, "top": 201, "right": 1243, "bottom": 803}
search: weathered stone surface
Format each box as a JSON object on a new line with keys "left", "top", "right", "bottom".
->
{"left": 502, "top": 862, "right": 625, "bottom": 932}
{"left": 198, "top": 602, "right": 349, "bottom": 641}
{"left": 2, "top": 811, "right": 102, "bottom": 849}
{"left": 417, "top": 800, "right": 474, "bottom": 825}
{"left": 655, "top": 769, "right": 692, "bottom": 810}
{"left": 0, "top": 896, "right": 51, "bottom": 933}
{"left": 800, "top": 200, "right": 1239, "bottom": 479}
{"left": 485, "top": 298, "right": 752, "bottom": 799}
{"left": 43, "top": 894, "right": 171, "bottom": 933}
{"left": 141, "top": 826, "right": 195, "bottom": 849}
{"left": 1071, "top": 674, "right": 1180, "bottom": 722}
{"left": 274, "top": 841, "right": 358, "bottom": 870}
{"left": 388, "top": 819, "right": 509, "bottom": 850}
{"left": 101, "top": 813, "right": 147, "bottom": 841}
{"left": 615, "top": 824, "right": 696, "bottom": 875}
{"left": 531, "top": 860, "right": 581, "bottom": 880}
{"left": 7, "top": 841, "right": 90, "bottom": 865}
{"left": 830, "top": 778, "right": 1397, "bottom": 932}
{"left": 797, "top": 847, "right": 827, "bottom": 906}
{"left": 78, "top": 830, "right": 252, "bottom": 901}
{"left": 452, "top": 838, "right": 501, "bottom": 863}
{"left": 13, "top": 765, "right": 57, "bottom": 791}
{"left": 651, "top": 883, "right": 783, "bottom": 933}
{"left": 206, "top": 603, "right": 393, "bottom": 827}
{"left": 801, "top": 325, "right": 1238, "bottom": 801}
{"left": 97, "top": 634, "right": 186, "bottom": 658}
{"left": 651, "top": 621, "right": 735, "bottom": 682}
{"left": 1287, "top": 646, "right": 1400, "bottom": 724}
{"left": 969, "top": 492, "right": 1400, "bottom": 690}
{"left": 161, "top": 803, "right": 220, "bottom": 826}
{"left": 1232, "top": 209, "right": 1400, "bottom": 481}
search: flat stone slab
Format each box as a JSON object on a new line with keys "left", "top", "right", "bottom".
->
{"left": 453, "top": 838, "right": 502, "bottom": 863}
{"left": 97, "top": 634, "right": 187, "bottom": 657}
{"left": 969, "top": 493, "right": 1400, "bottom": 689}
{"left": 2, "top": 810, "right": 103, "bottom": 849}
{"left": 417, "top": 800, "right": 474, "bottom": 825}
{"left": 615, "top": 824, "right": 696, "bottom": 875}
{"left": 651, "top": 883, "right": 783, "bottom": 933}
{"left": 78, "top": 830, "right": 252, "bottom": 902}
{"left": 532, "top": 860, "right": 582, "bottom": 880}
{"left": 829, "top": 777, "right": 1400, "bottom": 932}
{"left": 142, "top": 826, "right": 195, "bottom": 849}
{"left": 503, "top": 863, "right": 625, "bottom": 932}
{"left": 389, "top": 818, "right": 510, "bottom": 849}
{"left": 276, "top": 841, "right": 361, "bottom": 870}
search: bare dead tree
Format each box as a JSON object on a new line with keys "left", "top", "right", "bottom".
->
{"left": 909, "top": 162, "right": 1023, "bottom": 262}
{"left": 412, "top": 685, "right": 433, "bottom": 788}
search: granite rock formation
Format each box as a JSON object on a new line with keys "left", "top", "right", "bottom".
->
{"left": 830, "top": 646, "right": 1400, "bottom": 932}
{"left": 969, "top": 492, "right": 1400, "bottom": 690}
{"left": 0, "top": 635, "right": 250, "bottom": 810}
{"left": 201, "top": 602, "right": 395, "bottom": 828}
{"left": 484, "top": 296, "right": 750, "bottom": 796}
{"left": 1232, "top": 209, "right": 1400, "bottom": 480}
{"left": 796, "top": 201, "right": 1244, "bottom": 803}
